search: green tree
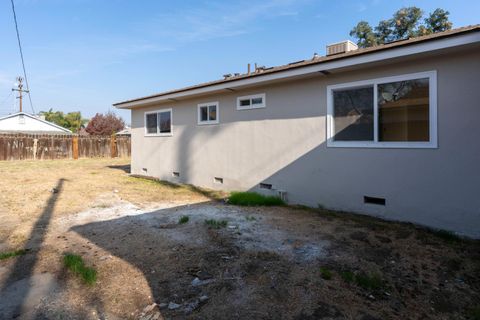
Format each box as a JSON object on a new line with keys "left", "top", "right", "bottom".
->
{"left": 349, "top": 21, "right": 377, "bottom": 48}
{"left": 350, "top": 7, "right": 452, "bottom": 48}
{"left": 391, "top": 7, "right": 423, "bottom": 39}
{"left": 39, "top": 108, "right": 88, "bottom": 133}
{"left": 374, "top": 19, "right": 393, "bottom": 44}
{"left": 424, "top": 8, "right": 452, "bottom": 33}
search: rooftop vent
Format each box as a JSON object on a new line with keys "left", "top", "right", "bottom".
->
{"left": 326, "top": 40, "right": 358, "bottom": 56}
{"left": 223, "top": 73, "right": 232, "bottom": 79}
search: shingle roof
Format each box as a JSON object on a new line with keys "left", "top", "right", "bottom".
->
{"left": 114, "top": 24, "right": 480, "bottom": 106}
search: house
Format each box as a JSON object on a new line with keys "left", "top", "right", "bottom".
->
{"left": 114, "top": 25, "right": 480, "bottom": 237}
{"left": 0, "top": 112, "right": 72, "bottom": 134}
{"left": 115, "top": 127, "right": 131, "bottom": 136}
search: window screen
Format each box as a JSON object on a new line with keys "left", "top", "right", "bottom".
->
{"left": 333, "top": 86, "right": 374, "bottom": 141}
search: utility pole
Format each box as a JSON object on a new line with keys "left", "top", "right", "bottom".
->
{"left": 12, "top": 76, "right": 29, "bottom": 113}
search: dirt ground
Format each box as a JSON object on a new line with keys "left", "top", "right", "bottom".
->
{"left": 0, "top": 158, "right": 479, "bottom": 320}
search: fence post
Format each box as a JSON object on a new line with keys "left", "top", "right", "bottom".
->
{"left": 33, "top": 138, "right": 38, "bottom": 160}
{"left": 110, "top": 134, "right": 117, "bottom": 158}
{"left": 72, "top": 136, "right": 79, "bottom": 160}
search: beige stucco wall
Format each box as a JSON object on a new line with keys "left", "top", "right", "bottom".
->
{"left": 130, "top": 48, "right": 480, "bottom": 237}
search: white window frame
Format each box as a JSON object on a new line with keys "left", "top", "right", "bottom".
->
{"left": 326, "top": 70, "right": 437, "bottom": 149}
{"left": 197, "top": 101, "right": 219, "bottom": 125}
{"left": 236, "top": 93, "right": 266, "bottom": 110}
{"left": 144, "top": 108, "right": 173, "bottom": 137}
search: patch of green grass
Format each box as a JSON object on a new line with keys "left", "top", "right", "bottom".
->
{"left": 0, "top": 249, "right": 27, "bottom": 260}
{"left": 178, "top": 215, "right": 189, "bottom": 224}
{"left": 354, "top": 272, "right": 384, "bottom": 291}
{"left": 468, "top": 306, "right": 480, "bottom": 320}
{"left": 340, "top": 271, "right": 355, "bottom": 283}
{"left": 245, "top": 215, "right": 256, "bottom": 221}
{"left": 204, "top": 219, "right": 228, "bottom": 229}
{"left": 430, "top": 229, "right": 462, "bottom": 244}
{"left": 63, "top": 253, "right": 97, "bottom": 285}
{"left": 228, "top": 192, "right": 285, "bottom": 206}
{"left": 320, "top": 267, "right": 332, "bottom": 280}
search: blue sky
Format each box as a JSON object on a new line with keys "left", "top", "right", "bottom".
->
{"left": 0, "top": 0, "right": 478, "bottom": 123}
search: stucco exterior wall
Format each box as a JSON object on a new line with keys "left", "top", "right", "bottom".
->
{"left": 130, "top": 49, "right": 480, "bottom": 237}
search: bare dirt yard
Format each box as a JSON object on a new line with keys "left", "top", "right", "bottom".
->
{"left": 0, "top": 158, "right": 479, "bottom": 320}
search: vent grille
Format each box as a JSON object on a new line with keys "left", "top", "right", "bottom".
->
{"left": 364, "top": 196, "right": 386, "bottom": 206}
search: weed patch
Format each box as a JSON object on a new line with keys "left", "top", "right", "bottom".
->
{"left": 229, "top": 192, "right": 285, "bottom": 206}
{"left": 469, "top": 306, "right": 480, "bottom": 320}
{"left": 64, "top": 253, "right": 97, "bottom": 285}
{"left": 178, "top": 215, "right": 189, "bottom": 224}
{"left": 320, "top": 267, "right": 332, "bottom": 280}
{"left": 0, "top": 249, "right": 27, "bottom": 260}
{"left": 205, "top": 219, "right": 228, "bottom": 229}
{"left": 430, "top": 229, "right": 462, "bottom": 244}
{"left": 354, "top": 272, "right": 384, "bottom": 290}
{"left": 245, "top": 215, "right": 256, "bottom": 221}
{"left": 340, "top": 271, "right": 355, "bottom": 283}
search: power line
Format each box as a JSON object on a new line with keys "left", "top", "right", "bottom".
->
{"left": 0, "top": 92, "right": 14, "bottom": 109}
{"left": 10, "top": 0, "right": 35, "bottom": 114}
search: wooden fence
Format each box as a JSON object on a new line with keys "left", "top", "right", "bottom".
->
{"left": 0, "top": 134, "right": 130, "bottom": 161}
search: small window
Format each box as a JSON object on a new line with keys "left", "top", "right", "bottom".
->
{"left": 198, "top": 102, "right": 219, "bottom": 125}
{"left": 237, "top": 93, "right": 266, "bottom": 110}
{"left": 327, "top": 71, "right": 437, "bottom": 148}
{"left": 145, "top": 109, "right": 172, "bottom": 136}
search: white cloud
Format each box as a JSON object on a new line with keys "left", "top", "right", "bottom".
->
{"left": 144, "top": 0, "right": 305, "bottom": 43}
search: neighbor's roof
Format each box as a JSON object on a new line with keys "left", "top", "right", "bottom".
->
{"left": 115, "top": 127, "right": 131, "bottom": 135}
{"left": 0, "top": 112, "right": 72, "bottom": 134}
{"left": 114, "top": 24, "right": 480, "bottom": 108}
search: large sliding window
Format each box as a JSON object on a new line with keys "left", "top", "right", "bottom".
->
{"left": 144, "top": 108, "right": 172, "bottom": 136}
{"left": 327, "top": 71, "right": 437, "bottom": 148}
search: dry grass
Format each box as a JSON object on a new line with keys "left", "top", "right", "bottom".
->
{"left": 0, "top": 158, "right": 210, "bottom": 247}
{"left": 0, "top": 158, "right": 208, "bottom": 217}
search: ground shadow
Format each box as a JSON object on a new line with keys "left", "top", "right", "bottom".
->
{"left": 70, "top": 201, "right": 321, "bottom": 319}
{"left": 0, "top": 179, "right": 64, "bottom": 319}
{"left": 107, "top": 164, "right": 131, "bottom": 173}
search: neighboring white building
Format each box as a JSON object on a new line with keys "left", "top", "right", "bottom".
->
{"left": 0, "top": 112, "right": 72, "bottom": 134}
{"left": 115, "top": 127, "right": 131, "bottom": 136}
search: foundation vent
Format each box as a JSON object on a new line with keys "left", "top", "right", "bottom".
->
{"left": 326, "top": 40, "right": 358, "bottom": 56}
{"left": 172, "top": 172, "right": 180, "bottom": 177}
{"left": 364, "top": 196, "right": 386, "bottom": 206}
{"left": 214, "top": 177, "right": 224, "bottom": 184}
{"left": 259, "top": 183, "right": 272, "bottom": 190}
